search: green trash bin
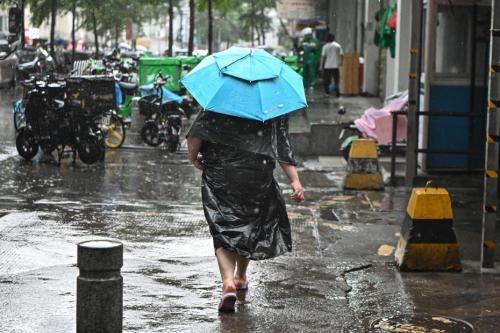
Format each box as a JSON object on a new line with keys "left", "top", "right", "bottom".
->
{"left": 178, "top": 56, "right": 204, "bottom": 79}
{"left": 138, "top": 57, "right": 182, "bottom": 92}
{"left": 278, "top": 55, "right": 302, "bottom": 75}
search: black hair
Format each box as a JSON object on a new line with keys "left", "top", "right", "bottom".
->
{"left": 328, "top": 34, "right": 335, "bottom": 42}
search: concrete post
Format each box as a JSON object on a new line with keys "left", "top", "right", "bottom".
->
{"left": 394, "top": 0, "right": 412, "bottom": 93}
{"left": 77, "top": 240, "right": 123, "bottom": 333}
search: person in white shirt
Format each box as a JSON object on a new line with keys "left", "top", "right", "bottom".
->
{"left": 320, "top": 34, "right": 343, "bottom": 97}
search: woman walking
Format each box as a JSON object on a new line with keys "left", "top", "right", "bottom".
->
{"left": 187, "top": 111, "right": 304, "bottom": 312}
{"left": 181, "top": 47, "right": 307, "bottom": 312}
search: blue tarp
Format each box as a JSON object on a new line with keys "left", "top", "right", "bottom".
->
{"left": 139, "top": 84, "right": 183, "bottom": 104}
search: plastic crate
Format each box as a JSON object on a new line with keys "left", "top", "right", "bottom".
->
{"left": 66, "top": 75, "right": 116, "bottom": 115}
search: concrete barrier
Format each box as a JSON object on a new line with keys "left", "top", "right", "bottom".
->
{"left": 77, "top": 240, "right": 123, "bottom": 333}
{"left": 343, "top": 139, "right": 384, "bottom": 190}
{"left": 395, "top": 187, "right": 462, "bottom": 271}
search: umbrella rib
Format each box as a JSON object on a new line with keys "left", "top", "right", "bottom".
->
{"left": 219, "top": 52, "right": 252, "bottom": 74}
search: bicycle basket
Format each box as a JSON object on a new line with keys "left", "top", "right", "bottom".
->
{"left": 66, "top": 75, "right": 115, "bottom": 115}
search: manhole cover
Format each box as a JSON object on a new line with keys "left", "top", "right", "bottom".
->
{"left": 370, "top": 315, "right": 473, "bottom": 333}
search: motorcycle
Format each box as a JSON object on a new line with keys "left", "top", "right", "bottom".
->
{"left": 338, "top": 92, "right": 409, "bottom": 161}
{"left": 15, "top": 75, "right": 105, "bottom": 165}
{"left": 139, "top": 72, "right": 185, "bottom": 152}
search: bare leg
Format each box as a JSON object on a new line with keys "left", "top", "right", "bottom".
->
{"left": 235, "top": 256, "right": 250, "bottom": 288}
{"left": 215, "top": 248, "right": 237, "bottom": 292}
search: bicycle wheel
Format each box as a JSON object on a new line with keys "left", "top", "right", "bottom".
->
{"left": 16, "top": 129, "right": 38, "bottom": 161}
{"left": 77, "top": 134, "right": 104, "bottom": 165}
{"left": 141, "top": 121, "right": 161, "bottom": 147}
{"left": 104, "top": 114, "right": 126, "bottom": 149}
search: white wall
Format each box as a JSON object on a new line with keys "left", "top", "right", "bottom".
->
{"left": 0, "top": 10, "right": 8, "bottom": 32}
{"left": 328, "top": 0, "right": 357, "bottom": 53}
{"left": 362, "top": 0, "right": 380, "bottom": 95}
{"left": 384, "top": 0, "right": 412, "bottom": 97}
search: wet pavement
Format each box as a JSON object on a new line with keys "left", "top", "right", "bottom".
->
{"left": 0, "top": 87, "right": 500, "bottom": 332}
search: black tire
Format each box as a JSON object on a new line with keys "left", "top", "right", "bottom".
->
{"left": 16, "top": 129, "right": 38, "bottom": 161}
{"left": 167, "top": 134, "right": 180, "bottom": 153}
{"left": 141, "top": 121, "right": 161, "bottom": 147}
{"left": 77, "top": 135, "right": 103, "bottom": 165}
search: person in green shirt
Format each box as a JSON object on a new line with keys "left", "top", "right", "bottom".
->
{"left": 299, "top": 27, "right": 321, "bottom": 95}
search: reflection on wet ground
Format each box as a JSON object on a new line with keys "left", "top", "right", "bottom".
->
{"left": 0, "top": 148, "right": 498, "bottom": 332}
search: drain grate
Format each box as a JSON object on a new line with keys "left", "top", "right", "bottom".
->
{"left": 370, "top": 315, "right": 473, "bottom": 333}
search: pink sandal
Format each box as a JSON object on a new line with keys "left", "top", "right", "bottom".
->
{"left": 218, "top": 292, "right": 237, "bottom": 312}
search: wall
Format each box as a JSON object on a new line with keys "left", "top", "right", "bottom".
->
{"left": 328, "top": 0, "right": 357, "bottom": 53}
{"left": 362, "top": 0, "right": 380, "bottom": 96}
{"left": 383, "top": 0, "right": 412, "bottom": 98}
{"left": 0, "top": 10, "right": 8, "bottom": 32}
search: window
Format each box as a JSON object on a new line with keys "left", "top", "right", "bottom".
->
{"left": 435, "top": 5, "right": 471, "bottom": 76}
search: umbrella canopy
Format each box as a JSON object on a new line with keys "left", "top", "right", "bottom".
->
{"left": 181, "top": 47, "right": 307, "bottom": 122}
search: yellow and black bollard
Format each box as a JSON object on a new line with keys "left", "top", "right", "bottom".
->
{"left": 395, "top": 185, "right": 462, "bottom": 271}
{"left": 343, "top": 139, "right": 384, "bottom": 190}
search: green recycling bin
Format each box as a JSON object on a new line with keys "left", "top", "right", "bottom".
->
{"left": 138, "top": 57, "right": 182, "bottom": 92}
{"left": 178, "top": 56, "right": 204, "bottom": 81}
{"left": 278, "top": 55, "right": 301, "bottom": 75}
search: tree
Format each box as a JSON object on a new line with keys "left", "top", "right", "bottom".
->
{"left": 49, "top": 0, "right": 57, "bottom": 55}
{"left": 167, "top": 0, "right": 174, "bottom": 56}
{"left": 198, "top": 0, "right": 235, "bottom": 53}
{"left": 207, "top": 0, "right": 213, "bottom": 53}
{"left": 27, "top": 0, "right": 62, "bottom": 54}
{"left": 239, "top": 0, "right": 273, "bottom": 46}
{"left": 188, "top": 0, "right": 195, "bottom": 55}
{"left": 71, "top": 0, "right": 76, "bottom": 62}
{"left": 194, "top": 4, "right": 246, "bottom": 50}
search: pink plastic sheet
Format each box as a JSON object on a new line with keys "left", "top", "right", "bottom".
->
{"left": 353, "top": 98, "right": 407, "bottom": 145}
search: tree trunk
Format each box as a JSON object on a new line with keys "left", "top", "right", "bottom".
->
{"left": 92, "top": 9, "right": 99, "bottom": 58}
{"left": 250, "top": 0, "right": 255, "bottom": 46}
{"left": 260, "top": 8, "right": 266, "bottom": 46}
{"left": 168, "top": 0, "right": 174, "bottom": 56}
{"left": 71, "top": 0, "right": 76, "bottom": 63}
{"left": 208, "top": 0, "right": 213, "bottom": 54}
{"left": 21, "top": 0, "right": 25, "bottom": 48}
{"left": 114, "top": 25, "right": 119, "bottom": 49}
{"left": 50, "top": 0, "right": 57, "bottom": 56}
{"left": 188, "top": 0, "right": 195, "bottom": 56}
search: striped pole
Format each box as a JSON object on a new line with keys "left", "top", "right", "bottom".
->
{"left": 481, "top": 0, "right": 500, "bottom": 268}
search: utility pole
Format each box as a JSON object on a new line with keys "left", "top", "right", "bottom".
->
{"left": 405, "top": 0, "right": 423, "bottom": 186}
{"left": 481, "top": 0, "right": 500, "bottom": 268}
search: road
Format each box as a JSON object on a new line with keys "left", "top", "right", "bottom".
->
{"left": 0, "top": 87, "right": 499, "bottom": 332}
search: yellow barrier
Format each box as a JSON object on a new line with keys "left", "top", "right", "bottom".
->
{"left": 395, "top": 186, "right": 462, "bottom": 271}
{"left": 343, "top": 139, "right": 384, "bottom": 190}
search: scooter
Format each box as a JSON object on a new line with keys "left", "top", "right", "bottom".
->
{"left": 338, "top": 96, "right": 407, "bottom": 161}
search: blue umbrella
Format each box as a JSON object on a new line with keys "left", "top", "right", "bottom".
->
{"left": 181, "top": 47, "right": 307, "bottom": 122}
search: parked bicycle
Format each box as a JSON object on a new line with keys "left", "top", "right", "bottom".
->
{"left": 15, "top": 74, "right": 106, "bottom": 165}
{"left": 139, "top": 72, "right": 185, "bottom": 152}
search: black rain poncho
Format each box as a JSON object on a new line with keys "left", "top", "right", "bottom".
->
{"left": 187, "top": 111, "right": 296, "bottom": 260}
